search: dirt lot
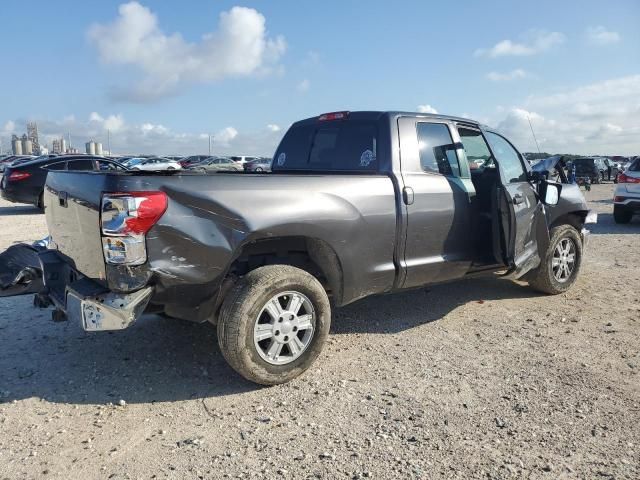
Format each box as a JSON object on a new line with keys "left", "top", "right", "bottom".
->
{"left": 0, "top": 183, "right": 638, "bottom": 480}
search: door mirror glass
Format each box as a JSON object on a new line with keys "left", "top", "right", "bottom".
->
{"left": 543, "top": 182, "right": 561, "bottom": 206}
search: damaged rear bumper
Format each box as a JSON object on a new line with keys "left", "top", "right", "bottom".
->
{"left": 0, "top": 243, "right": 152, "bottom": 331}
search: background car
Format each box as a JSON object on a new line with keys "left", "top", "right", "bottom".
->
{"left": 613, "top": 157, "right": 640, "bottom": 224}
{"left": 197, "top": 157, "right": 243, "bottom": 172}
{"left": 0, "top": 155, "right": 36, "bottom": 172}
{"left": 0, "top": 155, "right": 124, "bottom": 209}
{"left": 572, "top": 157, "right": 617, "bottom": 184}
{"left": 229, "top": 155, "right": 260, "bottom": 165}
{"left": 243, "top": 157, "right": 272, "bottom": 172}
{"left": 178, "top": 155, "right": 211, "bottom": 168}
{"left": 123, "top": 157, "right": 182, "bottom": 171}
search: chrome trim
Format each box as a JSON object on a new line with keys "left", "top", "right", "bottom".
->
{"left": 67, "top": 287, "right": 153, "bottom": 332}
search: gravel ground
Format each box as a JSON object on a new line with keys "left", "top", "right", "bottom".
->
{"left": 0, "top": 183, "right": 638, "bottom": 480}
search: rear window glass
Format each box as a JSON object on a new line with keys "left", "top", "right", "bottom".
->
{"left": 273, "top": 120, "right": 378, "bottom": 172}
{"left": 629, "top": 159, "right": 640, "bottom": 172}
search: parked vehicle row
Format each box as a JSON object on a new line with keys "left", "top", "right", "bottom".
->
{"left": 1, "top": 154, "right": 125, "bottom": 208}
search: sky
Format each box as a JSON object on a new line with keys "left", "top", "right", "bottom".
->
{"left": 1, "top": 0, "right": 639, "bottom": 156}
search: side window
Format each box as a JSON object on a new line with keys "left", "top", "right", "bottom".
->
{"left": 416, "top": 123, "right": 460, "bottom": 176}
{"left": 457, "top": 127, "right": 493, "bottom": 169}
{"left": 45, "top": 161, "right": 66, "bottom": 171}
{"left": 67, "top": 160, "right": 95, "bottom": 171}
{"left": 485, "top": 132, "right": 527, "bottom": 183}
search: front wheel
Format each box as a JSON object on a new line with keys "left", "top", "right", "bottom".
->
{"left": 217, "top": 265, "right": 331, "bottom": 385}
{"left": 527, "top": 225, "right": 583, "bottom": 295}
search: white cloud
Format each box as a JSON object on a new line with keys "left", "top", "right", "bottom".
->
{"left": 486, "top": 69, "right": 528, "bottom": 82}
{"left": 266, "top": 124, "right": 281, "bottom": 132}
{"left": 586, "top": 26, "right": 621, "bottom": 46}
{"left": 214, "top": 126, "right": 238, "bottom": 146}
{"left": 417, "top": 104, "right": 438, "bottom": 114}
{"left": 89, "top": 112, "right": 125, "bottom": 132}
{"left": 492, "top": 75, "right": 640, "bottom": 155}
{"left": 297, "top": 78, "right": 310, "bottom": 92}
{"left": 474, "top": 30, "right": 564, "bottom": 58}
{"left": 2, "top": 121, "right": 15, "bottom": 134}
{"left": 88, "top": 2, "right": 286, "bottom": 102}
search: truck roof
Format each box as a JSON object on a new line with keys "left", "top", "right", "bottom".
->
{"left": 293, "top": 111, "right": 481, "bottom": 127}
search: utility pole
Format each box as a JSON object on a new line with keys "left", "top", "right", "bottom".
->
{"left": 107, "top": 129, "right": 111, "bottom": 155}
{"left": 208, "top": 134, "right": 212, "bottom": 155}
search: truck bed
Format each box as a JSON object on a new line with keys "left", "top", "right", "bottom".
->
{"left": 44, "top": 170, "right": 400, "bottom": 317}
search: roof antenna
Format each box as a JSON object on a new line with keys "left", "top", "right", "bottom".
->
{"left": 526, "top": 112, "right": 541, "bottom": 154}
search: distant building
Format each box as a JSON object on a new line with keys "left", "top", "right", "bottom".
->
{"left": 52, "top": 139, "right": 61, "bottom": 154}
{"left": 11, "top": 135, "right": 22, "bottom": 155}
{"left": 26, "top": 122, "right": 40, "bottom": 155}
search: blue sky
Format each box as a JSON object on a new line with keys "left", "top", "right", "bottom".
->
{"left": 1, "top": 0, "right": 639, "bottom": 155}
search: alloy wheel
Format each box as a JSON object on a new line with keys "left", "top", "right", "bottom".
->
{"left": 253, "top": 291, "right": 315, "bottom": 365}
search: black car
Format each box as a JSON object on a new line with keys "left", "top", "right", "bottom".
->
{"left": 0, "top": 155, "right": 36, "bottom": 172}
{"left": 572, "top": 157, "right": 619, "bottom": 184}
{"left": 1, "top": 154, "right": 125, "bottom": 209}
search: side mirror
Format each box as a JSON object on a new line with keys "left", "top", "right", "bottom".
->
{"left": 539, "top": 181, "right": 562, "bottom": 206}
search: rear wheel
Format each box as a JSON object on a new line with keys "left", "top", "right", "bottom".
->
{"left": 527, "top": 225, "right": 583, "bottom": 295}
{"left": 217, "top": 265, "right": 331, "bottom": 385}
{"left": 613, "top": 205, "right": 633, "bottom": 224}
{"left": 36, "top": 191, "right": 44, "bottom": 210}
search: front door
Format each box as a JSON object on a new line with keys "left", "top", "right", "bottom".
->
{"left": 483, "top": 130, "right": 546, "bottom": 275}
{"left": 398, "top": 117, "right": 475, "bottom": 288}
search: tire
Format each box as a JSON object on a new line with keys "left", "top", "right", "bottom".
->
{"left": 255, "top": 167, "right": 263, "bottom": 172}
{"left": 167, "top": 167, "right": 175, "bottom": 170}
{"left": 613, "top": 205, "right": 633, "bottom": 224}
{"left": 527, "top": 225, "right": 583, "bottom": 295}
{"left": 217, "top": 265, "right": 331, "bottom": 385}
{"left": 36, "top": 191, "right": 44, "bottom": 211}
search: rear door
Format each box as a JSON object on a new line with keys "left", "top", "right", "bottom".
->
{"left": 483, "top": 130, "right": 546, "bottom": 275}
{"left": 397, "top": 117, "right": 475, "bottom": 288}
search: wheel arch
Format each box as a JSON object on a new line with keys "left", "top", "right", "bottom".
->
{"left": 213, "top": 236, "right": 344, "bottom": 320}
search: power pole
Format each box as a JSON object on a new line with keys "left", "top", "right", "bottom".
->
{"left": 107, "top": 129, "right": 111, "bottom": 155}
{"left": 208, "top": 134, "right": 212, "bottom": 155}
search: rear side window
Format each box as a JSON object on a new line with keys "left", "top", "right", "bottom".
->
{"left": 416, "top": 123, "right": 460, "bottom": 176}
{"left": 630, "top": 159, "right": 640, "bottom": 172}
{"left": 67, "top": 160, "right": 96, "bottom": 171}
{"left": 273, "top": 121, "right": 378, "bottom": 172}
{"left": 45, "top": 161, "right": 66, "bottom": 171}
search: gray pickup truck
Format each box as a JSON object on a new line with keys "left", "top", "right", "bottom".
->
{"left": 0, "top": 111, "right": 595, "bottom": 384}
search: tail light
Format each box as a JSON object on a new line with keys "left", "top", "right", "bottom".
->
{"left": 100, "top": 192, "right": 167, "bottom": 265}
{"left": 8, "top": 171, "right": 31, "bottom": 181}
{"left": 618, "top": 172, "right": 640, "bottom": 184}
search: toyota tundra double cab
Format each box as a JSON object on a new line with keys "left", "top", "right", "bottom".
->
{"left": 0, "top": 111, "right": 595, "bottom": 385}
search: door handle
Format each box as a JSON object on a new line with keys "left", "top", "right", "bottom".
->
{"left": 403, "top": 186, "right": 414, "bottom": 205}
{"left": 512, "top": 194, "right": 524, "bottom": 205}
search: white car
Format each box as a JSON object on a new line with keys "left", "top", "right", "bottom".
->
{"left": 123, "top": 157, "right": 182, "bottom": 171}
{"left": 613, "top": 157, "right": 640, "bottom": 224}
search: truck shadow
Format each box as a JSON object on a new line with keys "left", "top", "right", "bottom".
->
{"left": 0, "top": 276, "right": 541, "bottom": 405}
{"left": 588, "top": 213, "right": 640, "bottom": 234}
{"left": 0, "top": 205, "right": 42, "bottom": 216}
{"left": 332, "top": 276, "right": 537, "bottom": 335}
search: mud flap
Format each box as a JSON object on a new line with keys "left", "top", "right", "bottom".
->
{"left": 0, "top": 244, "right": 46, "bottom": 297}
